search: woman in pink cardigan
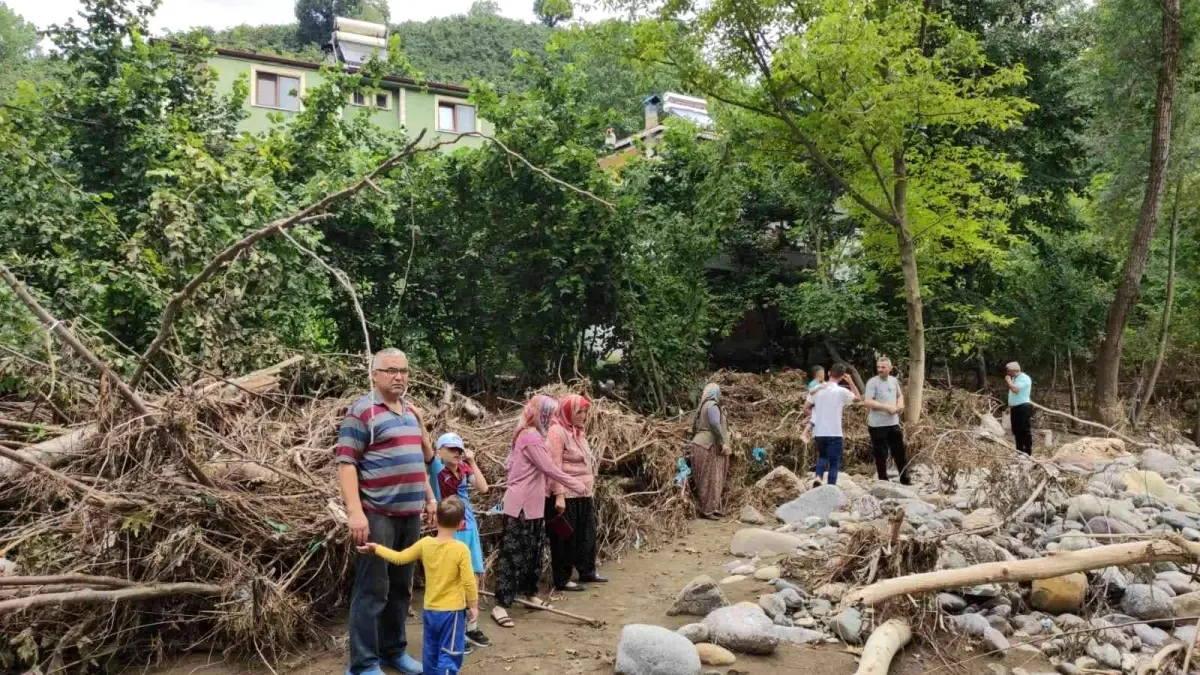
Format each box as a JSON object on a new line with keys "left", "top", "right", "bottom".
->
{"left": 545, "top": 394, "right": 606, "bottom": 597}
{"left": 491, "top": 395, "right": 587, "bottom": 629}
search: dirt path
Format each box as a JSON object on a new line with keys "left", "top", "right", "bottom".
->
{"left": 155, "top": 518, "right": 1053, "bottom": 674}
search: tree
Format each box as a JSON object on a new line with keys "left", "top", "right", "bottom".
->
{"left": 534, "top": 0, "right": 574, "bottom": 28}
{"left": 294, "top": 0, "right": 386, "bottom": 45}
{"left": 625, "top": 0, "right": 1032, "bottom": 422}
{"left": 1093, "top": 0, "right": 1185, "bottom": 424}
{"left": 0, "top": 2, "right": 39, "bottom": 100}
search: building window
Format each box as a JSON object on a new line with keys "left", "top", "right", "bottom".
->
{"left": 254, "top": 71, "right": 301, "bottom": 111}
{"left": 351, "top": 91, "right": 391, "bottom": 110}
{"left": 437, "top": 101, "right": 476, "bottom": 133}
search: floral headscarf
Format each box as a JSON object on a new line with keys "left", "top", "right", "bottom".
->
{"left": 513, "top": 394, "right": 558, "bottom": 445}
{"left": 556, "top": 394, "right": 591, "bottom": 438}
{"left": 692, "top": 382, "right": 721, "bottom": 432}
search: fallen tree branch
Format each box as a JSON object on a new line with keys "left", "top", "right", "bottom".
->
{"left": 0, "top": 443, "right": 137, "bottom": 510}
{"left": 129, "top": 130, "right": 431, "bottom": 388}
{"left": 0, "top": 574, "right": 136, "bottom": 588}
{"left": 844, "top": 537, "right": 1200, "bottom": 607}
{"left": 1031, "top": 402, "right": 1144, "bottom": 446}
{"left": 0, "top": 418, "right": 69, "bottom": 435}
{"left": 0, "top": 582, "right": 226, "bottom": 614}
{"left": 1140, "top": 643, "right": 1185, "bottom": 675}
{"left": 854, "top": 619, "right": 911, "bottom": 675}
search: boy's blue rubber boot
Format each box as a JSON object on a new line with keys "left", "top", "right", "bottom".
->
{"left": 385, "top": 653, "right": 423, "bottom": 675}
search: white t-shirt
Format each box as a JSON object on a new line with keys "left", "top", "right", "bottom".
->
{"left": 811, "top": 385, "right": 855, "bottom": 437}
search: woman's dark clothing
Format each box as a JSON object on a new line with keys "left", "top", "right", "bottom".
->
{"left": 494, "top": 513, "right": 544, "bottom": 607}
{"left": 544, "top": 495, "right": 598, "bottom": 589}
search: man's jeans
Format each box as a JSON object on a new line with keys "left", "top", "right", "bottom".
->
{"left": 814, "top": 436, "right": 844, "bottom": 485}
{"left": 349, "top": 511, "right": 421, "bottom": 674}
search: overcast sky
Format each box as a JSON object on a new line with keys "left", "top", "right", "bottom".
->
{"left": 5, "top": 0, "right": 553, "bottom": 34}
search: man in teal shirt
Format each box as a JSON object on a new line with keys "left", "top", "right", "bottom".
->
{"left": 1005, "top": 362, "right": 1034, "bottom": 455}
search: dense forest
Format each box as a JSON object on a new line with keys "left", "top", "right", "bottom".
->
{"left": 0, "top": 0, "right": 1198, "bottom": 429}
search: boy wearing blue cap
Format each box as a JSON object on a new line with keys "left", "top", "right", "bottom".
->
{"left": 431, "top": 432, "right": 491, "bottom": 648}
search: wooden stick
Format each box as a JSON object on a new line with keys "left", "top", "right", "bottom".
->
{"left": 1030, "top": 402, "right": 1144, "bottom": 446}
{"left": 0, "top": 582, "right": 225, "bottom": 613}
{"left": 0, "top": 418, "right": 69, "bottom": 435}
{"left": 0, "top": 574, "right": 136, "bottom": 588}
{"left": 844, "top": 537, "right": 1200, "bottom": 607}
{"left": 854, "top": 619, "right": 911, "bottom": 675}
{"left": 478, "top": 589, "right": 602, "bottom": 627}
{"left": 1183, "top": 616, "right": 1200, "bottom": 673}
{"left": 1139, "top": 643, "right": 1185, "bottom": 675}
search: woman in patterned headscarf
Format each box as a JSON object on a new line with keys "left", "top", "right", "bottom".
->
{"left": 689, "top": 383, "right": 730, "bottom": 519}
{"left": 492, "top": 395, "right": 588, "bottom": 628}
{"left": 545, "top": 394, "right": 605, "bottom": 597}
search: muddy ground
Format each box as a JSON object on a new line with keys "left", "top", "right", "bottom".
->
{"left": 150, "top": 513, "right": 1057, "bottom": 675}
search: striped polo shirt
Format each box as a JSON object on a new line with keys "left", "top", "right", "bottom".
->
{"left": 334, "top": 393, "right": 428, "bottom": 516}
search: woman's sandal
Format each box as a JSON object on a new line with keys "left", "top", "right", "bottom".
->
{"left": 524, "top": 596, "right": 555, "bottom": 610}
{"left": 491, "top": 607, "right": 514, "bottom": 628}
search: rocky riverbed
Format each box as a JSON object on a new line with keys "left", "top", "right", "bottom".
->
{"left": 615, "top": 435, "right": 1200, "bottom": 675}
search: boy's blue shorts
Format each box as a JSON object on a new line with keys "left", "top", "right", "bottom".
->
{"left": 423, "top": 608, "right": 467, "bottom": 674}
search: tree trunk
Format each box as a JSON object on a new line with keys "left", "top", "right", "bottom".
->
{"left": 1052, "top": 350, "right": 1058, "bottom": 392}
{"left": 1094, "top": 0, "right": 1182, "bottom": 425}
{"left": 1066, "top": 346, "right": 1079, "bottom": 424}
{"left": 975, "top": 349, "right": 987, "bottom": 392}
{"left": 894, "top": 152, "right": 925, "bottom": 424}
{"left": 823, "top": 339, "right": 865, "bottom": 392}
{"left": 1135, "top": 177, "right": 1182, "bottom": 427}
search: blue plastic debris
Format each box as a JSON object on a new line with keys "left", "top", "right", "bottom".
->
{"left": 672, "top": 456, "right": 691, "bottom": 482}
{"left": 751, "top": 447, "right": 767, "bottom": 463}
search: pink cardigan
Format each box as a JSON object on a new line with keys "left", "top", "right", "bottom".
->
{"left": 503, "top": 429, "right": 587, "bottom": 519}
{"left": 546, "top": 424, "right": 595, "bottom": 498}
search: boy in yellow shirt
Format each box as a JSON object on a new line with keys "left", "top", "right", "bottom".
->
{"left": 358, "top": 497, "right": 479, "bottom": 675}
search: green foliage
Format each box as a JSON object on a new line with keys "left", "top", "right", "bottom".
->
{"left": 534, "top": 0, "right": 574, "bottom": 27}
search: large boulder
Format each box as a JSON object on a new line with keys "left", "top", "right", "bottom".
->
{"left": 775, "top": 485, "right": 847, "bottom": 524}
{"left": 1053, "top": 438, "right": 1129, "bottom": 469}
{"left": 1030, "top": 573, "right": 1087, "bottom": 614}
{"left": 729, "top": 528, "right": 804, "bottom": 557}
{"left": 1121, "top": 584, "right": 1176, "bottom": 620}
{"left": 1172, "top": 590, "right": 1200, "bottom": 615}
{"left": 668, "top": 575, "right": 728, "bottom": 617}
{"left": 868, "top": 481, "right": 919, "bottom": 500}
{"left": 1065, "top": 495, "right": 1148, "bottom": 532}
{"left": 1141, "top": 448, "right": 1184, "bottom": 476}
{"left": 936, "top": 534, "right": 1015, "bottom": 570}
{"left": 615, "top": 624, "right": 703, "bottom": 675}
{"left": 977, "top": 413, "right": 1006, "bottom": 438}
{"left": 1124, "top": 470, "right": 1200, "bottom": 513}
{"left": 832, "top": 608, "right": 863, "bottom": 645}
{"left": 962, "top": 508, "right": 1002, "bottom": 531}
{"left": 1084, "top": 516, "right": 1140, "bottom": 536}
{"left": 754, "top": 466, "right": 807, "bottom": 505}
{"left": 703, "top": 605, "right": 780, "bottom": 655}
{"left": 676, "top": 623, "right": 709, "bottom": 643}
{"left": 739, "top": 505, "right": 766, "bottom": 525}
{"left": 772, "top": 626, "right": 826, "bottom": 645}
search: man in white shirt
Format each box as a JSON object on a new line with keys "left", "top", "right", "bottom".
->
{"left": 863, "top": 357, "right": 910, "bottom": 485}
{"left": 803, "top": 363, "right": 860, "bottom": 487}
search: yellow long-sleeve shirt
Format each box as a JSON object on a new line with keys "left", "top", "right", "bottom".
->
{"left": 373, "top": 537, "right": 478, "bottom": 611}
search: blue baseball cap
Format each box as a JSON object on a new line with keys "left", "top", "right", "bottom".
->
{"left": 436, "top": 432, "right": 465, "bottom": 451}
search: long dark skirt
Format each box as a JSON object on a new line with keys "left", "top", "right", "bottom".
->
{"left": 494, "top": 513, "right": 544, "bottom": 607}
{"left": 544, "top": 496, "right": 598, "bottom": 589}
{"left": 688, "top": 442, "right": 728, "bottom": 517}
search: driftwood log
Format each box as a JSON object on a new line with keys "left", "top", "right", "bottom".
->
{"left": 854, "top": 619, "right": 912, "bottom": 675}
{"left": 844, "top": 538, "right": 1200, "bottom": 608}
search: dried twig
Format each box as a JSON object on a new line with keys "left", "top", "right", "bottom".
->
{"left": 0, "top": 582, "right": 227, "bottom": 613}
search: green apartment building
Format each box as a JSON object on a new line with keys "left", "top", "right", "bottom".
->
{"left": 204, "top": 17, "right": 490, "bottom": 147}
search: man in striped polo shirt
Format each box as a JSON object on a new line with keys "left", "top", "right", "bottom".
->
{"left": 337, "top": 348, "right": 438, "bottom": 675}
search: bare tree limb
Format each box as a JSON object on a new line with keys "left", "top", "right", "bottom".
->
{"left": 0, "top": 574, "right": 136, "bottom": 588}
{"left": 855, "top": 619, "right": 911, "bottom": 675}
{"left": 0, "top": 582, "right": 226, "bottom": 613}
{"left": 1030, "top": 402, "right": 1145, "bottom": 446}
{"left": 843, "top": 537, "right": 1200, "bottom": 607}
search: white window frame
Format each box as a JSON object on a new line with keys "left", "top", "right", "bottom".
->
{"left": 250, "top": 65, "right": 306, "bottom": 112}
{"left": 373, "top": 91, "right": 392, "bottom": 111}
{"left": 434, "top": 95, "right": 477, "bottom": 133}
{"left": 349, "top": 90, "right": 393, "bottom": 111}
